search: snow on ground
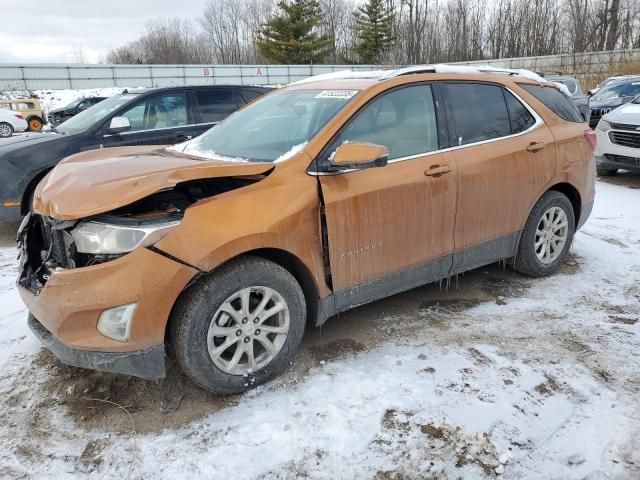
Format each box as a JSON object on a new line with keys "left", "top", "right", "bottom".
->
{"left": 0, "top": 178, "right": 639, "bottom": 479}
{"left": 0, "top": 87, "right": 133, "bottom": 115}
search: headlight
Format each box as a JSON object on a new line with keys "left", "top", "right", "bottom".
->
{"left": 72, "top": 218, "right": 180, "bottom": 254}
{"left": 596, "top": 119, "right": 611, "bottom": 132}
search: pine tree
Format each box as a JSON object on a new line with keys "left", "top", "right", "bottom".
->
{"left": 257, "top": 0, "right": 333, "bottom": 64}
{"left": 353, "top": 0, "right": 395, "bottom": 64}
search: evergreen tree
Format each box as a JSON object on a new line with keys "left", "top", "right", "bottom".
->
{"left": 353, "top": 0, "right": 395, "bottom": 64}
{"left": 257, "top": 0, "right": 333, "bottom": 64}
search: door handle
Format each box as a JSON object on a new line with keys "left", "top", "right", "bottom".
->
{"left": 425, "top": 164, "right": 451, "bottom": 176}
{"left": 527, "top": 142, "right": 545, "bottom": 152}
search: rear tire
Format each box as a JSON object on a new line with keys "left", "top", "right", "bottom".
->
{"left": 596, "top": 167, "right": 618, "bottom": 176}
{"left": 514, "top": 191, "right": 575, "bottom": 277}
{"left": 170, "top": 256, "right": 306, "bottom": 394}
{"left": 0, "top": 122, "right": 13, "bottom": 137}
{"left": 27, "top": 117, "right": 43, "bottom": 132}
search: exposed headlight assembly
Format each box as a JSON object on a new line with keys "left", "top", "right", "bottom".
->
{"left": 72, "top": 218, "right": 180, "bottom": 255}
{"left": 596, "top": 119, "right": 611, "bottom": 132}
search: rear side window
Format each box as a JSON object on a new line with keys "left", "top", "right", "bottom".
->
{"left": 195, "top": 88, "right": 239, "bottom": 123}
{"left": 443, "top": 83, "right": 511, "bottom": 145}
{"left": 520, "top": 84, "right": 583, "bottom": 123}
{"left": 504, "top": 91, "right": 536, "bottom": 134}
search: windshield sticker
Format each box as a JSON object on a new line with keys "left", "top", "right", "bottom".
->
{"left": 315, "top": 90, "right": 359, "bottom": 99}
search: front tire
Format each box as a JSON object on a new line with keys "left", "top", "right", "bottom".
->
{"left": 514, "top": 191, "right": 575, "bottom": 277}
{"left": 0, "top": 122, "right": 13, "bottom": 137}
{"left": 170, "top": 256, "right": 306, "bottom": 394}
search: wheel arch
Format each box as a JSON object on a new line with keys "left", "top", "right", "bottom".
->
{"left": 165, "top": 247, "right": 322, "bottom": 346}
{"left": 547, "top": 182, "right": 581, "bottom": 229}
{"left": 21, "top": 168, "right": 53, "bottom": 215}
{"left": 238, "top": 248, "right": 321, "bottom": 328}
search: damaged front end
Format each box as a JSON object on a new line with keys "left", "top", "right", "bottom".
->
{"left": 18, "top": 175, "right": 263, "bottom": 294}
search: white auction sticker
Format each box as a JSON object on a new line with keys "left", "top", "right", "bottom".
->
{"left": 315, "top": 90, "right": 359, "bottom": 99}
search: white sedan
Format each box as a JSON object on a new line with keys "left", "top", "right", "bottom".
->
{"left": 0, "top": 107, "right": 29, "bottom": 137}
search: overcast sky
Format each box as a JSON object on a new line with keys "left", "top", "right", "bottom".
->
{"left": 1, "top": 1, "right": 206, "bottom": 63}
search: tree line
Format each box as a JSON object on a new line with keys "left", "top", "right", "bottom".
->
{"left": 106, "top": 0, "right": 640, "bottom": 65}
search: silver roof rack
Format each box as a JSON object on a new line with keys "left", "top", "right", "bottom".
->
{"left": 378, "top": 64, "right": 522, "bottom": 81}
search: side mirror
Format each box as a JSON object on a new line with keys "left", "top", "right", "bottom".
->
{"left": 330, "top": 142, "right": 389, "bottom": 170}
{"left": 107, "top": 116, "right": 131, "bottom": 134}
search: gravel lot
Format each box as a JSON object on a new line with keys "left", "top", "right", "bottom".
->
{"left": 0, "top": 176, "right": 638, "bottom": 479}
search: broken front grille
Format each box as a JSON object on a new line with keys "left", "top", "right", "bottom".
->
{"left": 18, "top": 214, "right": 77, "bottom": 294}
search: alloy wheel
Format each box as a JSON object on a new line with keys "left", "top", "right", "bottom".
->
{"left": 535, "top": 206, "right": 569, "bottom": 264}
{"left": 207, "top": 286, "right": 290, "bottom": 375}
{"left": 0, "top": 124, "right": 12, "bottom": 137}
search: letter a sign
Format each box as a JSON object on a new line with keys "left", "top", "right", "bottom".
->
{"left": 256, "top": 67, "right": 263, "bottom": 76}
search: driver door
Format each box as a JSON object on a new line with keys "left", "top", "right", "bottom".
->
{"left": 317, "top": 84, "right": 458, "bottom": 309}
{"left": 102, "top": 92, "right": 197, "bottom": 147}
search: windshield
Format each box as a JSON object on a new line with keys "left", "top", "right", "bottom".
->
{"left": 176, "top": 89, "right": 358, "bottom": 162}
{"left": 592, "top": 81, "right": 640, "bottom": 103}
{"left": 57, "top": 94, "right": 140, "bottom": 134}
{"left": 64, "top": 99, "right": 82, "bottom": 109}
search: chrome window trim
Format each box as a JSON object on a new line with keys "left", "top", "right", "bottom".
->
{"left": 308, "top": 86, "right": 544, "bottom": 176}
{"left": 102, "top": 122, "right": 217, "bottom": 138}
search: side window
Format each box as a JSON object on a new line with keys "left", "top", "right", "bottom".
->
{"left": 504, "top": 90, "right": 536, "bottom": 134}
{"left": 119, "top": 93, "right": 188, "bottom": 132}
{"left": 520, "top": 84, "right": 583, "bottom": 123}
{"left": 444, "top": 83, "right": 511, "bottom": 145}
{"left": 195, "top": 89, "right": 238, "bottom": 123}
{"left": 239, "top": 89, "right": 265, "bottom": 104}
{"left": 77, "top": 100, "right": 91, "bottom": 111}
{"left": 332, "top": 84, "right": 438, "bottom": 161}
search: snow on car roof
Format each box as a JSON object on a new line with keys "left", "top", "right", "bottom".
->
{"left": 291, "top": 64, "right": 571, "bottom": 97}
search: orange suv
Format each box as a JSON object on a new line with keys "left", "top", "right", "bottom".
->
{"left": 18, "top": 67, "right": 596, "bottom": 393}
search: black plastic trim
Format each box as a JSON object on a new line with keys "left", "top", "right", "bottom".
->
{"left": 28, "top": 314, "right": 166, "bottom": 380}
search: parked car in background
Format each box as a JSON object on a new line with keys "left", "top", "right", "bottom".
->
{"left": 588, "top": 77, "right": 640, "bottom": 128}
{"left": 0, "top": 107, "right": 28, "bottom": 137}
{"left": 48, "top": 97, "right": 107, "bottom": 126}
{"left": 17, "top": 68, "right": 596, "bottom": 394}
{"left": 587, "top": 75, "right": 640, "bottom": 97}
{"left": 545, "top": 74, "right": 589, "bottom": 122}
{"left": 0, "top": 85, "right": 271, "bottom": 221}
{"left": 594, "top": 97, "right": 640, "bottom": 175}
{"left": 0, "top": 98, "right": 47, "bottom": 132}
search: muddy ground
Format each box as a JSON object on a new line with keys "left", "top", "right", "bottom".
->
{"left": 1, "top": 173, "right": 639, "bottom": 479}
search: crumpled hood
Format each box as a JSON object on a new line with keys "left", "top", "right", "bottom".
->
{"left": 33, "top": 145, "right": 273, "bottom": 220}
{"left": 603, "top": 103, "right": 640, "bottom": 125}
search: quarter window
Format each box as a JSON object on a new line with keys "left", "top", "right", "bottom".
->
{"left": 195, "top": 89, "right": 239, "bottom": 123}
{"left": 120, "top": 93, "right": 188, "bottom": 132}
{"left": 504, "top": 90, "right": 536, "bottom": 134}
{"left": 331, "top": 84, "right": 439, "bottom": 161}
{"left": 520, "top": 84, "right": 583, "bottom": 123}
{"left": 444, "top": 83, "right": 511, "bottom": 145}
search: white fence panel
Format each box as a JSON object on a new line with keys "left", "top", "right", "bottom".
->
{"left": 2, "top": 48, "right": 640, "bottom": 91}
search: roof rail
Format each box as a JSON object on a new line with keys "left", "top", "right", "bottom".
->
{"left": 378, "top": 64, "right": 522, "bottom": 81}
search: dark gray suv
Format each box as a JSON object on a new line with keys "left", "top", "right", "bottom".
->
{"left": 0, "top": 85, "right": 271, "bottom": 222}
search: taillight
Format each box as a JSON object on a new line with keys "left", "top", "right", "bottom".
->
{"left": 14, "top": 114, "right": 24, "bottom": 120}
{"left": 584, "top": 129, "right": 597, "bottom": 150}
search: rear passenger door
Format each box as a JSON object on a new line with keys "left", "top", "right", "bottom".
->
{"left": 193, "top": 87, "right": 241, "bottom": 136}
{"left": 102, "top": 91, "right": 198, "bottom": 147}
{"left": 441, "top": 82, "right": 557, "bottom": 273}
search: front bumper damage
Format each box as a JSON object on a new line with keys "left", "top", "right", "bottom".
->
{"left": 28, "top": 314, "right": 166, "bottom": 379}
{"left": 18, "top": 213, "right": 198, "bottom": 379}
